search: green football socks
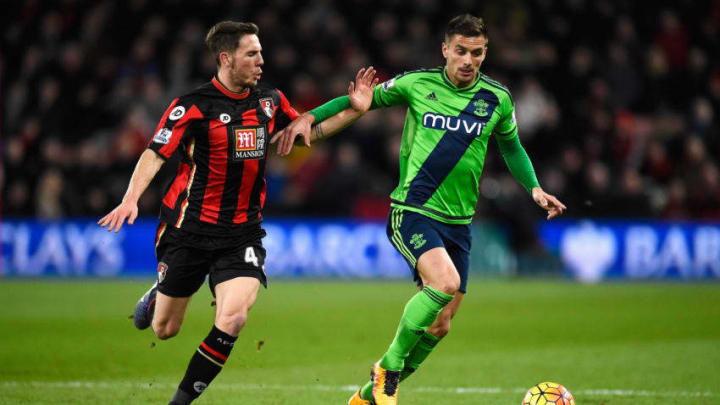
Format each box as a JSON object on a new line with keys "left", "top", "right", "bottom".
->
{"left": 358, "top": 286, "right": 451, "bottom": 401}
{"left": 401, "top": 331, "right": 441, "bottom": 381}
{"left": 379, "top": 286, "right": 453, "bottom": 371}
{"left": 359, "top": 330, "right": 442, "bottom": 400}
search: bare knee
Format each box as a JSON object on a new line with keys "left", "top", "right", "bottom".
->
{"left": 431, "top": 270, "right": 460, "bottom": 295}
{"left": 215, "top": 311, "right": 248, "bottom": 337}
{"left": 152, "top": 319, "right": 182, "bottom": 340}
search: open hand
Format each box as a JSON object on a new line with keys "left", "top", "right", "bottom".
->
{"left": 349, "top": 66, "right": 378, "bottom": 113}
{"left": 532, "top": 187, "right": 566, "bottom": 219}
{"left": 270, "top": 113, "right": 313, "bottom": 156}
{"left": 98, "top": 201, "right": 138, "bottom": 232}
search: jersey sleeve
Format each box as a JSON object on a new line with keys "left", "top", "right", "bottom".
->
{"left": 371, "top": 73, "right": 414, "bottom": 109}
{"left": 147, "top": 98, "right": 204, "bottom": 159}
{"left": 273, "top": 89, "right": 300, "bottom": 131}
{"left": 493, "top": 94, "right": 518, "bottom": 140}
{"left": 493, "top": 91, "right": 538, "bottom": 193}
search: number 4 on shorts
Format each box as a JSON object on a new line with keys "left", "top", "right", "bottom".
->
{"left": 244, "top": 247, "right": 259, "bottom": 267}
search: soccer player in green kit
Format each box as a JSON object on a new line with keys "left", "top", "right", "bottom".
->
{"left": 272, "top": 14, "right": 566, "bottom": 405}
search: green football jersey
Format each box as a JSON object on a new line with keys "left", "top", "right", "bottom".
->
{"left": 371, "top": 67, "right": 518, "bottom": 224}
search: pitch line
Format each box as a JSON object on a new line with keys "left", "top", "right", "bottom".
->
{"left": 1, "top": 381, "right": 716, "bottom": 398}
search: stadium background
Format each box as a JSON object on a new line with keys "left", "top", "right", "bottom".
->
{"left": 3, "top": 0, "right": 720, "bottom": 279}
{"left": 1, "top": 1, "right": 720, "bottom": 404}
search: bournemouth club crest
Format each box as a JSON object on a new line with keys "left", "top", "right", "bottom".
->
{"left": 259, "top": 98, "right": 274, "bottom": 118}
{"left": 157, "top": 262, "right": 168, "bottom": 283}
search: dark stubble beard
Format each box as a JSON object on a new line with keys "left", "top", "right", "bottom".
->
{"left": 230, "top": 58, "right": 253, "bottom": 90}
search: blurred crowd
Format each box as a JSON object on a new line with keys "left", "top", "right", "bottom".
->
{"left": 2, "top": 0, "right": 720, "bottom": 231}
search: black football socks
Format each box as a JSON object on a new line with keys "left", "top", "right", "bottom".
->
{"left": 169, "top": 325, "right": 237, "bottom": 405}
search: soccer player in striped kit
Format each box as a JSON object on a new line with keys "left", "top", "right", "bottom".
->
{"left": 99, "top": 21, "right": 377, "bottom": 405}
{"left": 274, "top": 14, "right": 566, "bottom": 405}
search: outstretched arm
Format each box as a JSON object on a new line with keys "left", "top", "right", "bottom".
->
{"left": 98, "top": 149, "right": 165, "bottom": 232}
{"left": 496, "top": 135, "right": 566, "bottom": 219}
{"left": 271, "top": 67, "right": 378, "bottom": 156}
{"left": 302, "top": 66, "right": 379, "bottom": 144}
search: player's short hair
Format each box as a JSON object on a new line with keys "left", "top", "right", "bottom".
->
{"left": 445, "top": 14, "right": 488, "bottom": 42}
{"left": 206, "top": 21, "right": 259, "bottom": 66}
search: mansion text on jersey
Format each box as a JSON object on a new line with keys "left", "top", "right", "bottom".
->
{"left": 422, "top": 112, "right": 484, "bottom": 136}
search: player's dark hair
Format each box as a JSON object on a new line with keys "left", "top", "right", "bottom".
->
{"left": 445, "top": 14, "right": 488, "bottom": 42}
{"left": 206, "top": 21, "right": 259, "bottom": 66}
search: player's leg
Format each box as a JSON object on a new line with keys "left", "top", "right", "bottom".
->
{"left": 401, "top": 237, "right": 470, "bottom": 381}
{"left": 213, "top": 276, "right": 260, "bottom": 334}
{"left": 168, "top": 243, "right": 266, "bottom": 405}
{"left": 152, "top": 262, "right": 209, "bottom": 339}
{"left": 357, "top": 292, "right": 464, "bottom": 403}
{"left": 151, "top": 256, "right": 207, "bottom": 339}
{"left": 378, "top": 246, "right": 458, "bottom": 368}
{"left": 402, "top": 292, "right": 463, "bottom": 380}
{"left": 152, "top": 293, "right": 192, "bottom": 340}
{"left": 134, "top": 223, "right": 204, "bottom": 337}
{"left": 366, "top": 209, "right": 457, "bottom": 405}
{"left": 133, "top": 223, "right": 171, "bottom": 330}
{"left": 135, "top": 281, "right": 193, "bottom": 338}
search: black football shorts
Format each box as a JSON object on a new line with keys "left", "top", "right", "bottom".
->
{"left": 154, "top": 222, "right": 267, "bottom": 297}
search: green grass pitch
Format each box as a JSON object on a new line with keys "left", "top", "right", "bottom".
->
{"left": 1, "top": 280, "right": 719, "bottom": 404}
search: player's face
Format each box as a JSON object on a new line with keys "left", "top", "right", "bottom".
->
{"left": 442, "top": 34, "right": 487, "bottom": 87}
{"left": 227, "top": 34, "right": 264, "bottom": 89}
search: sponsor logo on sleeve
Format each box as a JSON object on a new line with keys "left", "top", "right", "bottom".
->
{"left": 168, "top": 106, "right": 186, "bottom": 121}
{"left": 259, "top": 98, "right": 274, "bottom": 118}
{"left": 153, "top": 128, "right": 172, "bottom": 144}
{"left": 381, "top": 78, "right": 395, "bottom": 92}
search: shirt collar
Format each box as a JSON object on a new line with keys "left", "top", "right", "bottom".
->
{"left": 212, "top": 76, "right": 250, "bottom": 100}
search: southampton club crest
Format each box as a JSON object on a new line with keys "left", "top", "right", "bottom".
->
{"left": 259, "top": 98, "right": 274, "bottom": 118}
{"left": 473, "top": 99, "right": 489, "bottom": 117}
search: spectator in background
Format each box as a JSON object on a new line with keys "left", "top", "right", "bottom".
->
{"left": 1, "top": 0, "right": 719, "bottom": 232}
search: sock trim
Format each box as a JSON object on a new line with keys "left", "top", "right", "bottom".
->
{"left": 422, "top": 286, "right": 453, "bottom": 306}
{"left": 196, "top": 348, "right": 224, "bottom": 368}
{"left": 200, "top": 342, "right": 228, "bottom": 363}
{"left": 420, "top": 332, "right": 441, "bottom": 347}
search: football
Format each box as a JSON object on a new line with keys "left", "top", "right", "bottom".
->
{"left": 522, "top": 382, "right": 575, "bottom": 405}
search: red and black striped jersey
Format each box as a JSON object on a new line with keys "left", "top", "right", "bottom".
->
{"left": 147, "top": 77, "right": 299, "bottom": 236}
